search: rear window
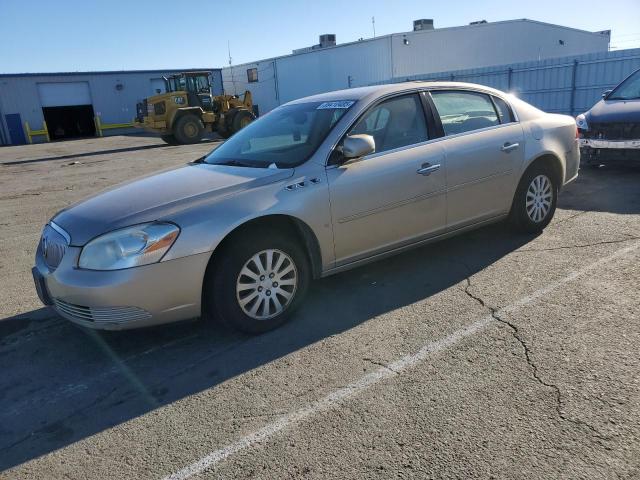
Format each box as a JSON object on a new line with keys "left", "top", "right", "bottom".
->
{"left": 492, "top": 96, "right": 515, "bottom": 124}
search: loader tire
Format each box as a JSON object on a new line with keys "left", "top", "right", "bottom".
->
{"left": 231, "top": 110, "right": 255, "bottom": 134}
{"left": 174, "top": 114, "right": 204, "bottom": 144}
{"left": 160, "top": 134, "right": 179, "bottom": 145}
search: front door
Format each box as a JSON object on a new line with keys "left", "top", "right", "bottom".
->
{"left": 327, "top": 93, "right": 447, "bottom": 266}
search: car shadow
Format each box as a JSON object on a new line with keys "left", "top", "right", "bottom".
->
{"left": 0, "top": 223, "right": 534, "bottom": 470}
{"left": 560, "top": 163, "right": 640, "bottom": 215}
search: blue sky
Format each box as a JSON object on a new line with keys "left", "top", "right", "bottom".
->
{"left": 0, "top": 0, "right": 638, "bottom": 73}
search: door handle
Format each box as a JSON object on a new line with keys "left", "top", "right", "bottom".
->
{"left": 417, "top": 163, "right": 441, "bottom": 176}
{"left": 501, "top": 142, "right": 520, "bottom": 152}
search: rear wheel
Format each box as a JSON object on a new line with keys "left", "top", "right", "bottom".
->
{"left": 160, "top": 134, "right": 178, "bottom": 145}
{"left": 509, "top": 163, "right": 558, "bottom": 233}
{"left": 174, "top": 114, "right": 204, "bottom": 144}
{"left": 205, "top": 230, "right": 310, "bottom": 334}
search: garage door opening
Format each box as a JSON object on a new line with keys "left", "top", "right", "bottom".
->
{"left": 42, "top": 105, "right": 96, "bottom": 141}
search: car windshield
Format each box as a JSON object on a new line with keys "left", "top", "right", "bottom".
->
{"left": 203, "top": 101, "right": 355, "bottom": 168}
{"left": 607, "top": 70, "right": 640, "bottom": 100}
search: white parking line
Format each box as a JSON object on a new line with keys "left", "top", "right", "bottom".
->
{"left": 163, "top": 242, "right": 639, "bottom": 480}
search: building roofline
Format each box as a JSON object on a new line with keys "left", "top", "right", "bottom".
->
{"left": 222, "top": 18, "right": 610, "bottom": 71}
{"left": 0, "top": 68, "right": 220, "bottom": 78}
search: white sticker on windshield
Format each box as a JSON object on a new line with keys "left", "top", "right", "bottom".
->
{"left": 317, "top": 100, "right": 355, "bottom": 110}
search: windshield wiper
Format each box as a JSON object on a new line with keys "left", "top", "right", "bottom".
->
{"left": 209, "top": 159, "right": 265, "bottom": 168}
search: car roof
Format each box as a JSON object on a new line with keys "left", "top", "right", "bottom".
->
{"left": 286, "top": 81, "right": 509, "bottom": 106}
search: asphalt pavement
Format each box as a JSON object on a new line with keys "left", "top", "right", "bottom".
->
{"left": 1, "top": 136, "right": 639, "bottom": 479}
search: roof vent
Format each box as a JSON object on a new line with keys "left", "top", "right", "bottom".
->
{"left": 413, "top": 19, "right": 434, "bottom": 31}
{"left": 319, "top": 34, "right": 336, "bottom": 48}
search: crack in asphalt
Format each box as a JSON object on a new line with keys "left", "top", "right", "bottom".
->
{"left": 515, "top": 236, "right": 640, "bottom": 253}
{"left": 460, "top": 274, "right": 613, "bottom": 442}
{"left": 550, "top": 210, "right": 590, "bottom": 228}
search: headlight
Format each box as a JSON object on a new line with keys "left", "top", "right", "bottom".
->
{"left": 78, "top": 222, "right": 179, "bottom": 271}
{"left": 576, "top": 113, "right": 589, "bottom": 131}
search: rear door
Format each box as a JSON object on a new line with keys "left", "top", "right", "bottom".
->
{"left": 327, "top": 92, "right": 447, "bottom": 266}
{"left": 428, "top": 90, "right": 524, "bottom": 229}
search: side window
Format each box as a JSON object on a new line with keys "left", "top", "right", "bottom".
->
{"left": 430, "top": 91, "right": 499, "bottom": 136}
{"left": 247, "top": 68, "right": 258, "bottom": 83}
{"left": 349, "top": 94, "right": 428, "bottom": 154}
{"left": 492, "top": 96, "right": 515, "bottom": 124}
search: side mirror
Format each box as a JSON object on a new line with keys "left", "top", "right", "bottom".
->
{"left": 342, "top": 134, "right": 375, "bottom": 159}
{"left": 602, "top": 89, "right": 612, "bottom": 99}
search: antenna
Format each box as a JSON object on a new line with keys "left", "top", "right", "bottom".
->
{"left": 372, "top": 16, "right": 376, "bottom": 38}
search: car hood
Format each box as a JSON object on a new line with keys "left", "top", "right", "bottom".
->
{"left": 53, "top": 163, "right": 294, "bottom": 245}
{"left": 586, "top": 98, "right": 640, "bottom": 124}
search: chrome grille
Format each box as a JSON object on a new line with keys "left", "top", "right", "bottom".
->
{"left": 40, "top": 224, "right": 68, "bottom": 270}
{"left": 54, "top": 299, "right": 151, "bottom": 325}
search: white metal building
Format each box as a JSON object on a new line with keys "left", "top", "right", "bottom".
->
{"left": 222, "top": 19, "right": 611, "bottom": 115}
{"left": 0, "top": 69, "right": 222, "bottom": 145}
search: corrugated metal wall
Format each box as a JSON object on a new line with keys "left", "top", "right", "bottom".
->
{"left": 222, "top": 20, "right": 611, "bottom": 116}
{"left": 222, "top": 37, "right": 392, "bottom": 115}
{"left": 0, "top": 69, "right": 223, "bottom": 145}
{"left": 390, "top": 20, "right": 610, "bottom": 79}
{"left": 380, "top": 48, "right": 640, "bottom": 115}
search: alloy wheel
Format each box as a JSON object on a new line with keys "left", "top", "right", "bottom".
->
{"left": 526, "top": 174, "right": 553, "bottom": 223}
{"left": 235, "top": 249, "right": 298, "bottom": 320}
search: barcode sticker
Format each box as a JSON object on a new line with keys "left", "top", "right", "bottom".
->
{"left": 317, "top": 101, "right": 355, "bottom": 109}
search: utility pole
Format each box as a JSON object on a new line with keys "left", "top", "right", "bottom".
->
{"left": 228, "top": 40, "right": 237, "bottom": 95}
{"left": 372, "top": 16, "right": 376, "bottom": 38}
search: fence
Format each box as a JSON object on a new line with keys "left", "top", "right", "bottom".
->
{"left": 377, "top": 48, "right": 640, "bottom": 116}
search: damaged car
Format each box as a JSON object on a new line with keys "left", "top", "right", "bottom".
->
{"left": 577, "top": 67, "right": 640, "bottom": 166}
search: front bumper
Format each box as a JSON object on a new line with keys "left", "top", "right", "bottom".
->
{"left": 33, "top": 246, "right": 210, "bottom": 330}
{"left": 579, "top": 139, "right": 640, "bottom": 150}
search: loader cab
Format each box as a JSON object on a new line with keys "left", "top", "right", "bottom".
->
{"left": 163, "top": 72, "right": 214, "bottom": 111}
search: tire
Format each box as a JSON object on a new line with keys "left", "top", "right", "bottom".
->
{"left": 205, "top": 229, "right": 310, "bottom": 334}
{"left": 216, "top": 129, "right": 232, "bottom": 139}
{"left": 230, "top": 109, "right": 255, "bottom": 134}
{"left": 509, "top": 163, "right": 559, "bottom": 233}
{"left": 174, "top": 114, "right": 204, "bottom": 144}
{"left": 160, "top": 134, "right": 179, "bottom": 145}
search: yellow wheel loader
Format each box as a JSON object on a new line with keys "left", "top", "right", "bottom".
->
{"left": 134, "top": 71, "right": 255, "bottom": 144}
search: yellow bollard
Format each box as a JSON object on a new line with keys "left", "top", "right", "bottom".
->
{"left": 94, "top": 116, "right": 103, "bottom": 137}
{"left": 24, "top": 122, "right": 32, "bottom": 144}
{"left": 42, "top": 121, "right": 50, "bottom": 142}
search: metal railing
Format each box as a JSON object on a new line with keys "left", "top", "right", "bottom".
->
{"left": 24, "top": 121, "right": 50, "bottom": 144}
{"left": 94, "top": 116, "right": 134, "bottom": 137}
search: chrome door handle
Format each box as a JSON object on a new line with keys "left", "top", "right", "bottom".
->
{"left": 501, "top": 142, "right": 520, "bottom": 152}
{"left": 417, "top": 163, "right": 441, "bottom": 176}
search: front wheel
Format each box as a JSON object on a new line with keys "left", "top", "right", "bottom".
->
{"left": 509, "top": 164, "right": 558, "bottom": 233}
{"left": 205, "top": 231, "right": 310, "bottom": 334}
{"left": 174, "top": 114, "right": 204, "bottom": 144}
